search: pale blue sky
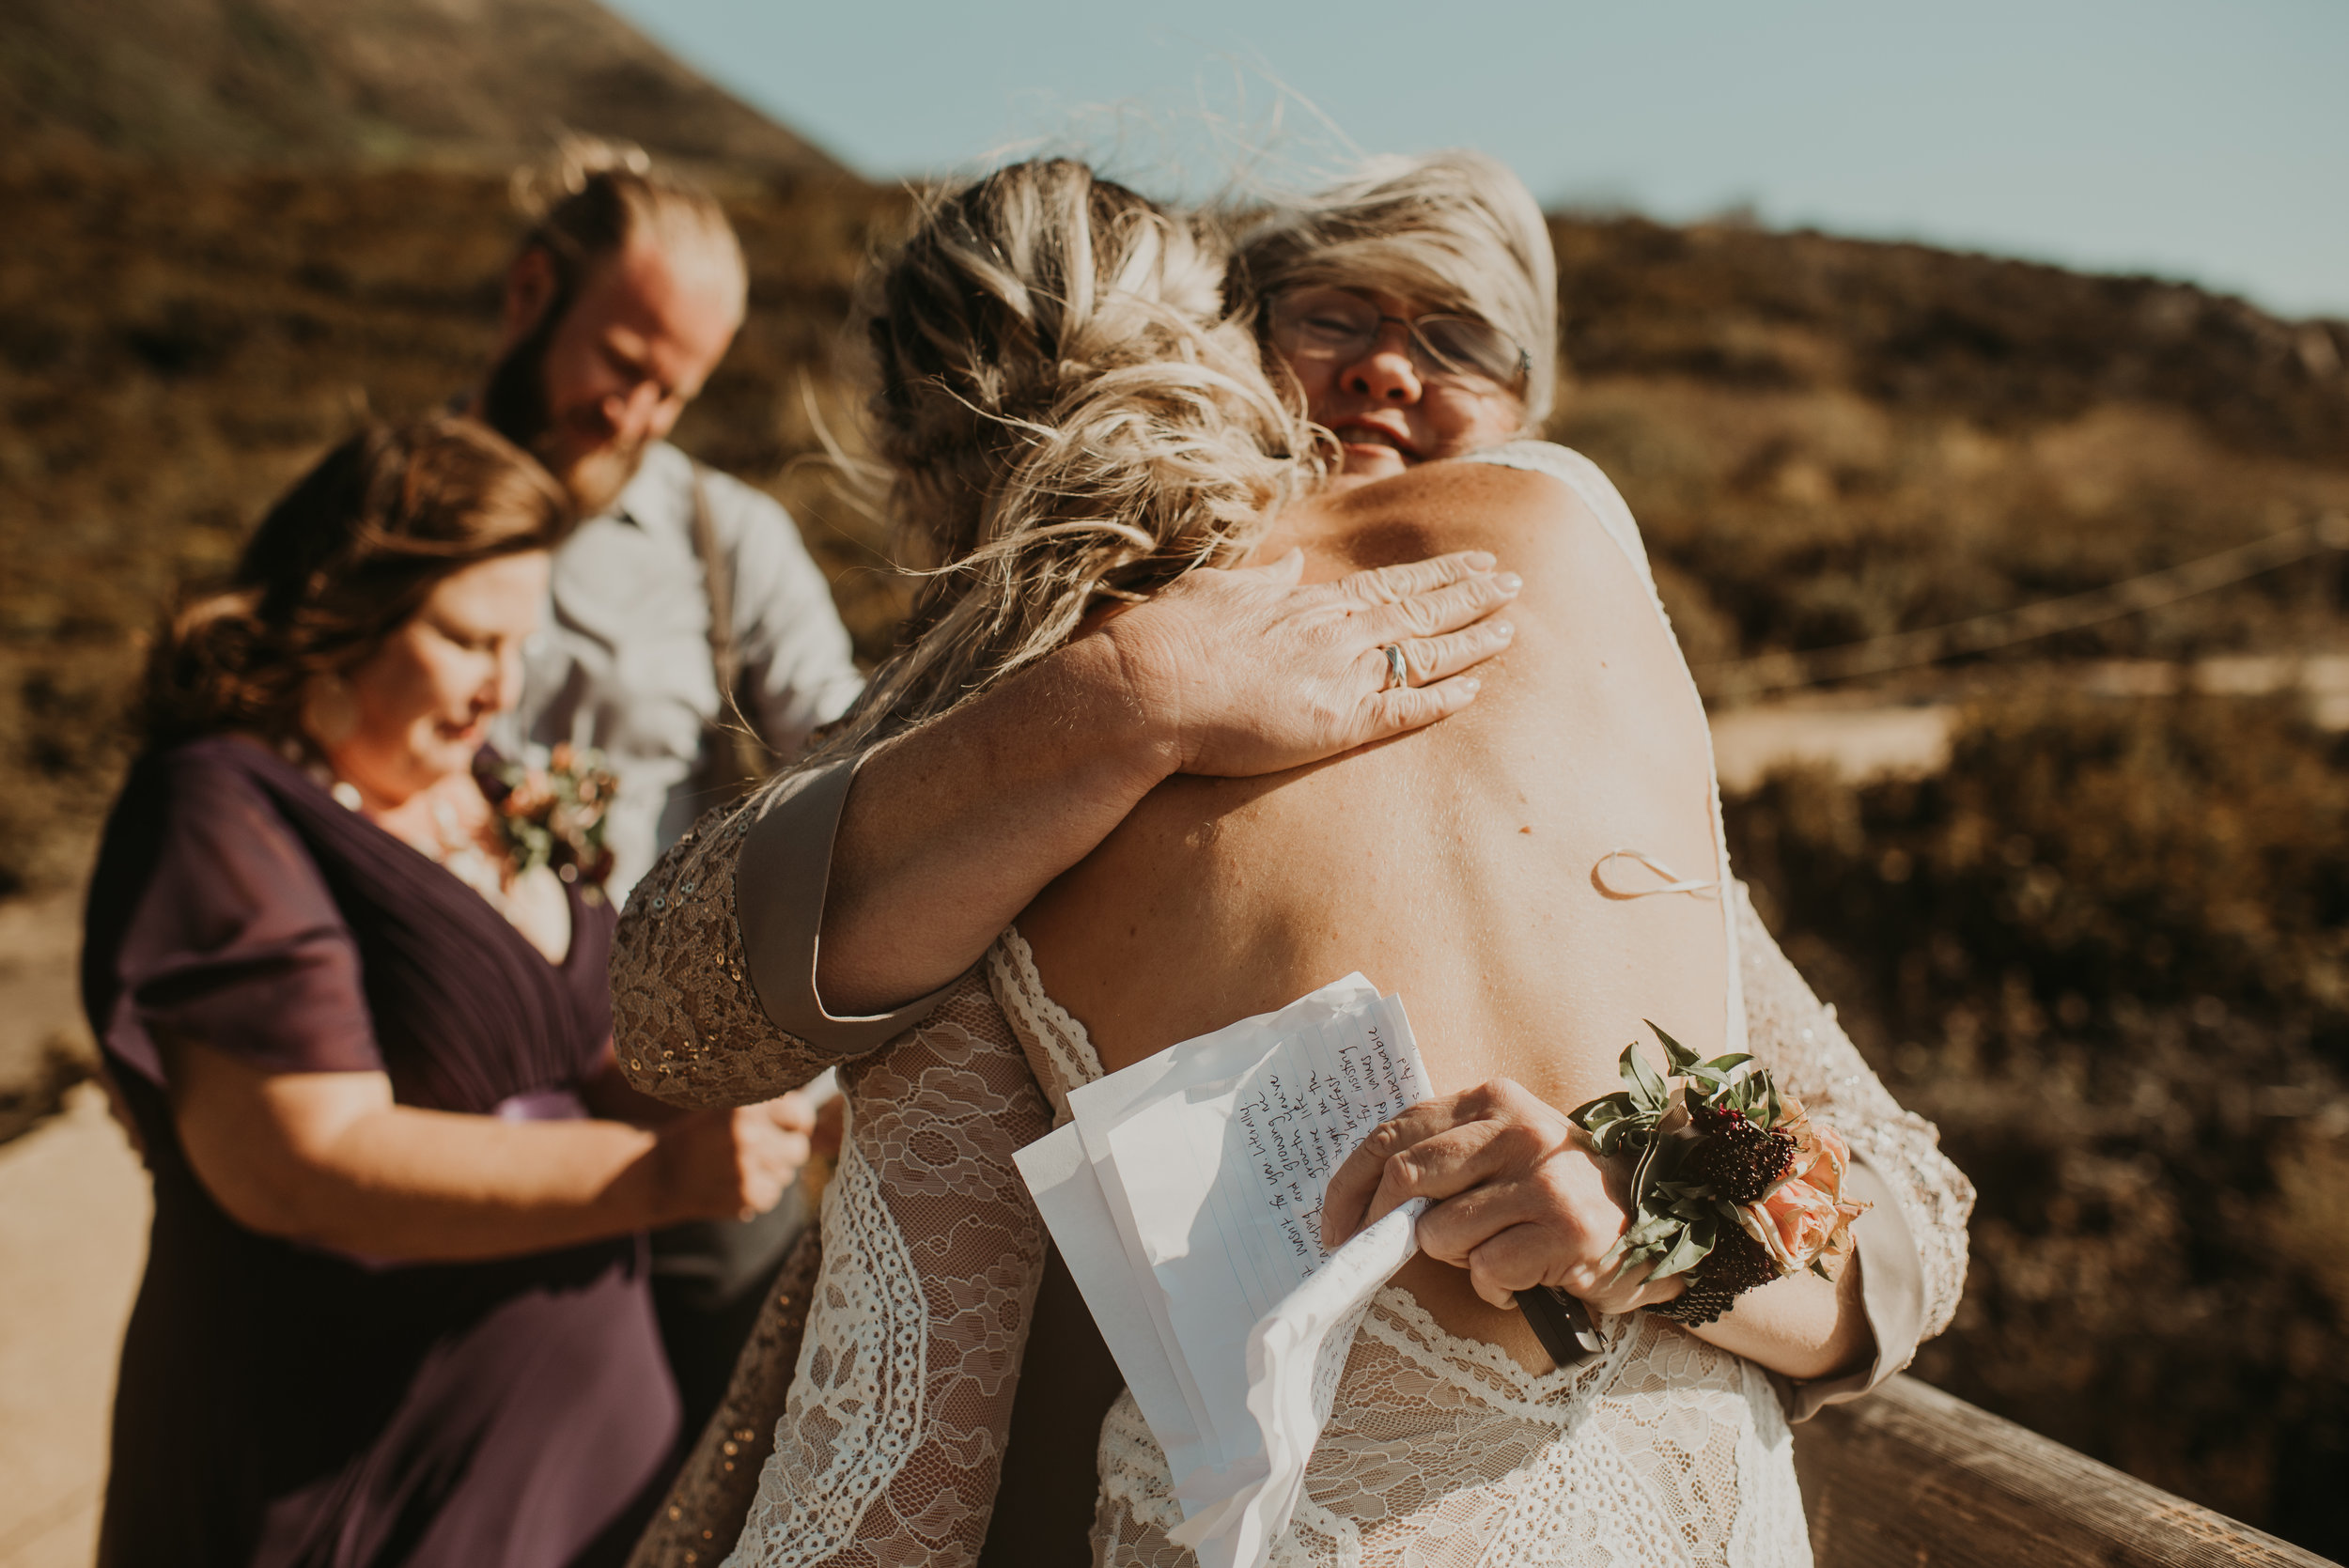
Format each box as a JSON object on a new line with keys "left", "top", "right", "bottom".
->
{"left": 604, "top": 0, "right": 2348, "bottom": 320}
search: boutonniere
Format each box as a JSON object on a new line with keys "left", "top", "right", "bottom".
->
{"left": 488, "top": 743, "right": 619, "bottom": 904}
{"left": 1571, "top": 1025, "right": 1869, "bottom": 1326}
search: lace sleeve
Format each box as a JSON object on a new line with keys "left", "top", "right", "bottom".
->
{"left": 727, "top": 976, "right": 1053, "bottom": 1567}
{"left": 1733, "top": 881, "right": 1974, "bottom": 1407}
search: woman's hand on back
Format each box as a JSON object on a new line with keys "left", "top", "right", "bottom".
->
{"left": 1099, "top": 548, "right": 1520, "bottom": 778}
{"left": 1321, "top": 1078, "right": 1683, "bottom": 1315}
{"left": 812, "top": 548, "right": 1522, "bottom": 1017}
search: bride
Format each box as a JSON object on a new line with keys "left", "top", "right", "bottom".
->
{"left": 615, "top": 155, "right": 1968, "bottom": 1565}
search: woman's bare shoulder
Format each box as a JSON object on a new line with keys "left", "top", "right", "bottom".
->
{"left": 1307, "top": 458, "right": 1661, "bottom": 683}
{"left": 1315, "top": 456, "right": 1621, "bottom": 581}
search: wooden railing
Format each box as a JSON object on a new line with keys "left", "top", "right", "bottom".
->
{"left": 1794, "top": 1375, "right": 2337, "bottom": 1566}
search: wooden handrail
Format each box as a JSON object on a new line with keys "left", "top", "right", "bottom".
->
{"left": 1793, "top": 1375, "right": 2337, "bottom": 1566}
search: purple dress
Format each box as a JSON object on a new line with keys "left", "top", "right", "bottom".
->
{"left": 81, "top": 736, "right": 678, "bottom": 1568}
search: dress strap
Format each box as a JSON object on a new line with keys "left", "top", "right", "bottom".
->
{"left": 1591, "top": 849, "right": 1721, "bottom": 901}
{"left": 987, "top": 924, "right": 1106, "bottom": 1126}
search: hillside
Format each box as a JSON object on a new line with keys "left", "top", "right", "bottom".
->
{"left": 0, "top": 0, "right": 839, "bottom": 172}
{"left": 8, "top": 156, "right": 2349, "bottom": 890}
{"left": 1548, "top": 218, "right": 2349, "bottom": 680}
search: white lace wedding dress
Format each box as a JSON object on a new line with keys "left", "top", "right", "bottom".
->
{"left": 612, "top": 444, "right": 1974, "bottom": 1568}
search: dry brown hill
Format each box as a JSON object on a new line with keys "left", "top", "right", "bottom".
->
{"left": 1547, "top": 218, "right": 2349, "bottom": 675}
{"left": 0, "top": 0, "right": 839, "bottom": 172}
{"left": 8, "top": 159, "right": 2349, "bottom": 899}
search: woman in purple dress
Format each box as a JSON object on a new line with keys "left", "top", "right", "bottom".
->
{"left": 81, "top": 418, "right": 818, "bottom": 1568}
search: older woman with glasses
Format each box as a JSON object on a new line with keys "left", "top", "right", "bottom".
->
{"left": 619, "top": 154, "right": 1968, "bottom": 1567}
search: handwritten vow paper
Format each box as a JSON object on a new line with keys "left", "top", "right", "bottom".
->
{"left": 1013, "top": 974, "right": 1434, "bottom": 1568}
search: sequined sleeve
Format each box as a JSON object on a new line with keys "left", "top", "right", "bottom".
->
{"left": 629, "top": 1231, "right": 825, "bottom": 1568}
{"left": 610, "top": 794, "right": 832, "bottom": 1106}
{"left": 612, "top": 757, "right": 959, "bottom": 1108}
{"left": 1733, "top": 880, "right": 1975, "bottom": 1420}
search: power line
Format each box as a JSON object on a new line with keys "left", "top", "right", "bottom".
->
{"left": 1698, "top": 513, "right": 2349, "bottom": 697}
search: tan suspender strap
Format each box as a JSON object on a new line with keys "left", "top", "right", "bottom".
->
{"left": 687, "top": 462, "right": 741, "bottom": 703}
{"left": 687, "top": 464, "right": 772, "bottom": 797}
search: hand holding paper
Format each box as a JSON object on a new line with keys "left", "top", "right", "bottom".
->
{"left": 1014, "top": 975, "right": 1435, "bottom": 1568}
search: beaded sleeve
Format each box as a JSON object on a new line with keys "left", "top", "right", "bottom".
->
{"left": 611, "top": 800, "right": 846, "bottom": 1106}
{"left": 1732, "top": 880, "right": 1974, "bottom": 1415}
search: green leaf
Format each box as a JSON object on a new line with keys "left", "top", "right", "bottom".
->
{"left": 1622, "top": 1043, "right": 1668, "bottom": 1112}
{"left": 1621, "top": 1212, "right": 1683, "bottom": 1248}
{"left": 1649, "top": 1214, "right": 1719, "bottom": 1281}
{"left": 1569, "top": 1091, "right": 1635, "bottom": 1131}
{"left": 1647, "top": 1021, "right": 1700, "bottom": 1075}
{"left": 1628, "top": 1127, "right": 1667, "bottom": 1209}
{"left": 1700, "top": 1053, "right": 1754, "bottom": 1078}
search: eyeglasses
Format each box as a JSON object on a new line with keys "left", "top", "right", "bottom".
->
{"left": 1268, "top": 287, "right": 1530, "bottom": 391}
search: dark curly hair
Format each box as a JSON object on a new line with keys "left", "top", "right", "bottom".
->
{"left": 142, "top": 417, "right": 572, "bottom": 747}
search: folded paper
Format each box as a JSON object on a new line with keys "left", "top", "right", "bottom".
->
{"left": 1014, "top": 975, "right": 1434, "bottom": 1568}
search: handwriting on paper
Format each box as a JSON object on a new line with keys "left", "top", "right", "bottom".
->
{"left": 1232, "top": 1016, "right": 1427, "bottom": 1275}
{"left": 1025, "top": 973, "right": 1434, "bottom": 1563}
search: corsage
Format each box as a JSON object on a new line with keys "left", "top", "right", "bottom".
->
{"left": 1570, "top": 1024, "right": 1869, "bottom": 1327}
{"left": 484, "top": 743, "right": 619, "bottom": 903}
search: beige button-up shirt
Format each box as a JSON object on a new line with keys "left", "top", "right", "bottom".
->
{"left": 500, "top": 441, "right": 864, "bottom": 904}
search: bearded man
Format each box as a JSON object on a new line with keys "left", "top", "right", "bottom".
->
{"left": 474, "top": 142, "right": 861, "bottom": 1456}
{"left": 479, "top": 144, "right": 863, "bottom": 905}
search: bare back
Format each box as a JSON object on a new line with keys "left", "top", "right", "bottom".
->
{"left": 1019, "top": 455, "right": 1729, "bottom": 1363}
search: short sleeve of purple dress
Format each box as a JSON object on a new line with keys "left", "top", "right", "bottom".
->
{"left": 82, "top": 737, "right": 679, "bottom": 1568}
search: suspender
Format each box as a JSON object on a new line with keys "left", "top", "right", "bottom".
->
{"left": 687, "top": 462, "right": 741, "bottom": 700}
{"left": 684, "top": 463, "right": 770, "bottom": 800}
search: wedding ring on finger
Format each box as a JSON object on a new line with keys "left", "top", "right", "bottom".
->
{"left": 1382, "top": 644, "right": 1411, "bottom": 691}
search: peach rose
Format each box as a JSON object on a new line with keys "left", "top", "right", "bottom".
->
{"left": 1812, "top": 1200, "right": 1865, "bottom": 1281}
{"left": 1728, "top": 1101, "right": 1870, "bottom": 1280}
{"left": 1737, "top": 1178, "right": 1845, "bottom": 1274}
{"left": 1796, "top": 1123, "right": 1852, "bottom": 1199}
{"left": 503, "top": 772, "right": 555, "bottom": 819}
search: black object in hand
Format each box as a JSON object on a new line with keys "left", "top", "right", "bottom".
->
{"left": 1517, "top": 1285, "right": 1604, "bottom": 1366}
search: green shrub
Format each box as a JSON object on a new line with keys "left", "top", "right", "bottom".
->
{"left": 1726, "top": 691, "right": 2349, "bottom": 1552}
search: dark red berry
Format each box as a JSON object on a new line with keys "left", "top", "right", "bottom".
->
{"left": 1681, "top": 1106, "right": 1796, "bottom": 1204}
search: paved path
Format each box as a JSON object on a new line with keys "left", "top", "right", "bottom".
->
{"left": 0, "top": 893, "right": 86, "bottom": 1142}
{"left": 1709, "top": 702, "right": 1954, "bottom": 794}
{"left": 0, "top": 1085, "right": 146, "bottom": 1568}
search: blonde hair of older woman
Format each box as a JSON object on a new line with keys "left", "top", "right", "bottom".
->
{"left": 1239, "top": 149, "right": 1561, "bottom": 430}
{"left": 818, "top": 157, "right": 1323, "bottom": 754}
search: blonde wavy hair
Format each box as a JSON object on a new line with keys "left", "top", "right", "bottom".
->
{"left": 1240, "top": 150, "right": 1560, "bottom": 429}
{"left": 817, "top": 158, "right": 1322, "bottom": 754}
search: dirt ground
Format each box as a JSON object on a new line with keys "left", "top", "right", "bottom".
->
{"left": 0, "top": 889, "right": 140, "bottom": 1568}
{"left": 0, "top": 1086, "right": 146, "bottom": 1567}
